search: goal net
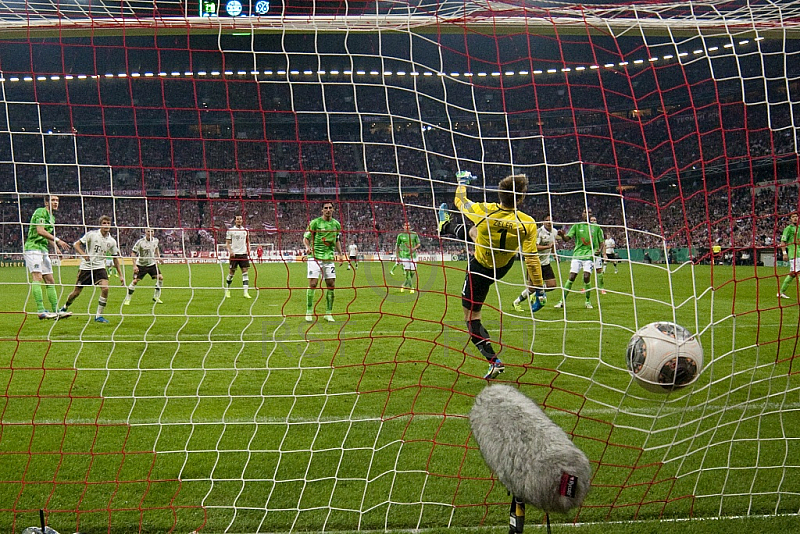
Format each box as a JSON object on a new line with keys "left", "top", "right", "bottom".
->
{"left": 1, "top": 0, "right": 799, "bottom": 532}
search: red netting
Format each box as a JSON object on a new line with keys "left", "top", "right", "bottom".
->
{"left": 2, "top": 2, "right": 800, "bottom": 533}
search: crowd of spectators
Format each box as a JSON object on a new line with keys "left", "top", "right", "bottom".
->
{"left": 3, "top": 178, "right": 798, "bottom": 264}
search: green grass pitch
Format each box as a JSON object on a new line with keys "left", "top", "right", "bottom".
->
{"left": 1, "top": 259, "right": 799, "bottom": 533}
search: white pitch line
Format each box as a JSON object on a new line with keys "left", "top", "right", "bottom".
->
{"left": 15, "top": 319, "right": 766, "bottom": 343}
{"left": 10, "top": 401, "right": 800, "bottom": 426}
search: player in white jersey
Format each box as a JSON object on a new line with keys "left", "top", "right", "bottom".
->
{"left": 346, "top": 242, "right": 358, "bottom": 270}
{"left": 604, "top": 234, "right": 619, "bottom": 273}
{"left": 60, "top": 215, "right": 126, "bottom": 323}
{"left": 225, "top": 215, "right": 251, "bottom": 298}
{"left": 512, "top": 215, "right": 560, "bottom": 311}
{"left": 123, "top": 228, "right": 164, "bottom": 305}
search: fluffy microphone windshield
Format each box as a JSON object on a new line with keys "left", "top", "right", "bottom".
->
{"left": 469, "top": 384, "right": 592, "bottom": 514}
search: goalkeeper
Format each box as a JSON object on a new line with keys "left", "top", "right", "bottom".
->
{"left": 438, "top": 171, "right": 545, "bottom": 380}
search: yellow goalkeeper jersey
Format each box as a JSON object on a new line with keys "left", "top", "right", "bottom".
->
{"left": 454, "top": 185, "right": 543, "bottom": 286}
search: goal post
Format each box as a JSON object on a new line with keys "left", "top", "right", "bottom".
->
{"left": 1, "top": 1, "right": 800, "bottom": 533}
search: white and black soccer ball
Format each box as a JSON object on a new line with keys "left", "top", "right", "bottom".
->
{"left": 626, "top": 322, "right": 704, "bottom": 394}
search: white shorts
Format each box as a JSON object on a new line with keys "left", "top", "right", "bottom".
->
{"left": 24, "top": 250, "right": 53, "bottom": 276}
{"left": 105, "top": 259, "right": 113, "bottom": 267}
{"left": 790, "top": 258, "right": 800, "bottom": 273}
{"left": 308, "top": 260, "right": 336, "bottom": 280}
{"left": 570, "top": 259, "right": 594, "bottom": 274}
{"left": 594, "top": 257, "right": 603, "bottom": 271}
{"left": 398, "top": 258, "right": 417, "bottom": 272}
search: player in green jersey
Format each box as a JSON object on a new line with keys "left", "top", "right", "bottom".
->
{"left": 105, "top": 250, "right": 118, "bottom": 278}
{"left": 554, "top": 208, "right": 606, "bottom": 310}
{"left": 778, "top": 212, "right": 799, "bottom": 299}
{"left": 23, "top": 195, "right": 72, "bottom": 320}
{"left": 395, "top": 222, "right": 421, "bottom": 293}
{"left": 303, "top": 202, "right": 343, "bottom": 322}
{"left": 590, "top": 216, "right": 606, "bottom": 295}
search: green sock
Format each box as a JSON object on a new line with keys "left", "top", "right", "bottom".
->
{"left": 46, "top": 285, "right": 58, "bottom": 312}
{"left": 584, "top": 282, "right": 592, "bottom": 299}
{"left": 405, "top": 271, "right": 413, "bottom": 287}
{"left": 563, "top": 279, "right": 573, "bottom": 300}
{"left": 598, "top": 272, "right": 604, "bottom": 289}
{"left": 306, "top": 288, "right": 315, "bottom": 312}
{"left": 780, "top": 275, "right": 793, "bottom": 294}
{"left": 32, "top": 281, "right": 45, "bottom": 313}
{"left": 325, "top": 289, "right": 335, "bottom": 313}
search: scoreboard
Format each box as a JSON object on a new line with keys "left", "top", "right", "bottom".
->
{"left": 200, "top": 0, "right": 272, "bottom": 17}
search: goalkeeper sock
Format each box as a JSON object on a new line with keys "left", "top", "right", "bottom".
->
{"left": 96, "top": 297, "right": 107, "bottom": 317}
{"left": 226, "top": 275, "right": 233, "bottom": 288}
{"left": 325, "top": 289, "right": 335, "bottom": 313}
{"left": 780, "top": 275, "right": 793, "bottom": 294}
{"left": 598, "top": 272, "right": 604, "bottom": 289}
{"left": 46, "top": 285, "right": 58, "bottom": 312}
{"left": 584, "top": 282, "right": 592, "bottom": 299}
{"left": 514, "top": 288, "right": 531, "bottom": 305}
{"left": 440, "top": 219, "right": 473, "bottom": 243}
{"left": 452, "top": 223, "right": 471, "bottom": 242}
{"left": 306, "top": 288, "right": 315, "bottom": 313}
{"left": 563, "top": 280, "right": 573, "bottom": 301}
{"left": 32, "top": 281, "right": 45, "bottom": 313}
{"left": 468, "top": 319, "right": 496, "bottom": 361}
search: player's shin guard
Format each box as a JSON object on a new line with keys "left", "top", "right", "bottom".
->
{"left": 514, "top": 288, "right": 531, "bottom": 306}
{"left": 563, "top": 280, "right": 573, "bottom": 301}
{"left": 326, "top": 289, "right": 335, "bottom": 313}
{"left": 468, "top": 319, "right": 496, "bottom": 361}
{"left": 46, "top": 285, "right": 58, "bottom": 312}
{"left": 780, "top": 275, "right": 793, "bottom": 295}
{"left": 32, "top": 281, "right": 45, "bottom": 312}
{"left": 306, "top": 288, "right": 315, "bottom": 313}
{"left": 96, "top": 297, "right": 107, "bottom": 317}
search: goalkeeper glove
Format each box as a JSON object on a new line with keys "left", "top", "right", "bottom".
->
{"left": 456, "top": 170, "right": 474, "bottom": 185}
{"left": 530, "top": 289, "right": 546, "bottom": 313}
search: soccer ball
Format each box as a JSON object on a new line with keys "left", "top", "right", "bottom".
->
{"left": 625, "top": 322, "right": 704, "bottom": 394}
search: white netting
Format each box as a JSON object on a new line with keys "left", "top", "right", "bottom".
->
{"left": 2, "top": 1, "right": 800, "bottom": 533}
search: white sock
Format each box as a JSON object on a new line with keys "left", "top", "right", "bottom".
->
{"left": 514, "top": 288, "right": 531, "bottom": 304}
{"left": 96, "top": 297, "right": 107, "bottom": 317}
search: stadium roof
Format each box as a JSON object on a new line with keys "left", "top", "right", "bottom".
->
{"left": 0, "top": 0, "right": 798, "bottom": 38}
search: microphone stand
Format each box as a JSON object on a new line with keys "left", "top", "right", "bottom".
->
{"left": 508, "top": 495, "right": 551, "bottom": 534}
